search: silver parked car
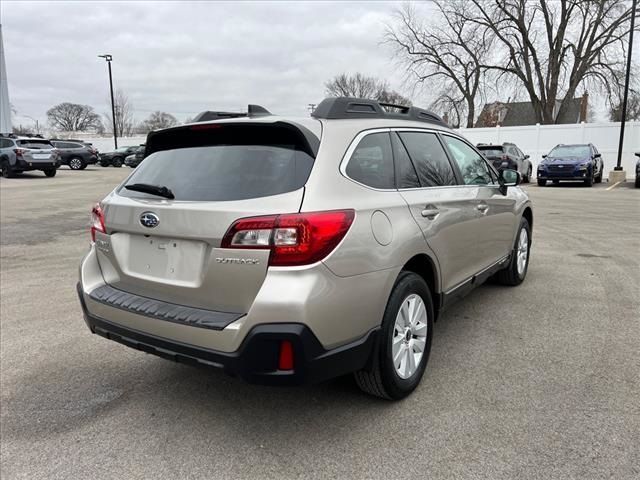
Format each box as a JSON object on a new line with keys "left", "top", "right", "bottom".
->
{"left": 0, "top": 134, "right": 60, "bottom": 178}
{"left": 77, "top": 97, "right": 533, "bottom": 399}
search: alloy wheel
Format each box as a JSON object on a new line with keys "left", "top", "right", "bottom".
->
{"left": 516, "top": 228, "right": 529, "bottom": 276}
{"left": 392, "top": 294, "right": 428, "bottom": 379}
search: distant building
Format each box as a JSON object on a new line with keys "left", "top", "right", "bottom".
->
{"left": 475, "top": 93, "right": 589, "bottom": 127}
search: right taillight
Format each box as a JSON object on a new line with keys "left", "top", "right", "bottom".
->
{"left": 90, "top": 203, "right": 106, "bottom": 242}
{"left": 221, "top": 209, "right": 355, "bottom": 267}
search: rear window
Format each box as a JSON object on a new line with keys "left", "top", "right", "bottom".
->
{"left": 119, "top": 123, "right": 316, "bottom": 202}
{"left": 478, "top": 146, "right": 504, "bottom": 156}
{"left": 17, "top": 140, "right": 53, "bottom": 149}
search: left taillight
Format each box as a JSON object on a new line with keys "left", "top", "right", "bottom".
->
{"left": 90, "top": 203, "right": 106, "bottom": 242}
{"left": 221, "top": 209, "right": 355, "bottom": 267}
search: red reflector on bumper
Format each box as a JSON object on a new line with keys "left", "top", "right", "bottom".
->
{"left": 278, "top": 340, "right": 294, "bottom": 371}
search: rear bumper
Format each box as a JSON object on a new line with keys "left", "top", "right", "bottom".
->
{"left": 77, "top": 283, "right": 378, "bottom": 385}
{"left": 16, "top": 159, "right": 59, "bottom": 170}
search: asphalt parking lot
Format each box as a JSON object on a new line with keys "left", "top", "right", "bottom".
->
{"left": 1, "top": 167, "right": 639, "bottom": 479}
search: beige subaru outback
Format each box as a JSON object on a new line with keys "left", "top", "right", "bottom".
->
{"left": 77, "top": 97, "right": 533, "bottom": 399}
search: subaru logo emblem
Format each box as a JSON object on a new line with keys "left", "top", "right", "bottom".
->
{"left": 140, "top": 212, "right": 160, "bottom": 228}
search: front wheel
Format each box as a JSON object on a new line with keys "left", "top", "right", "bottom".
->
{"left": 584, "top": 172, "right": 593, "bottom": 187}
{"left": 522, "top": 167, "right": 530, "bottom": 183}
{"left": 112, "top": 157, "right": 123, "bottom": 168}
{"left": 354, "top": 272, "right": 434, "bottom": 400}
{"left": 43, "top": 169, "right": 57, "bottom": 177}
{"left": 537, "top": 179, "right": 546, "bottom": 187}
{"left": 495, "top": 217, "right": 531, "bottom": 286}
{"left": 595, "top": 169, "right": 603, "bottom": 183}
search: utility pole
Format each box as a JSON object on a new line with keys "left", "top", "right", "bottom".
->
{"left": 308, "top": 103, "right": 317, "bottom": 115}
{"left": 98, "top": 54, "right": 118, "bottom": 149}
{"left": 611, "top": 0, "right": 636, "bottom": 181}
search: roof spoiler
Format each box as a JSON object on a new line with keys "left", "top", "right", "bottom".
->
{"left": 192, "top": 104, "right": 272, "bottom": 123}
{"left": 311, "top": 97, "right": 448, "bottom": 127}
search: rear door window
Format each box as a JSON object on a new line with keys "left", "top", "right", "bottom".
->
{"left": 120, "top": 123, "right": 316, "bottom": 202}
{"left": 397, "top": 131, "right": 457, "bottom": 187}
{"left": 345, "top": 132, "right": 395, "bottom": 189}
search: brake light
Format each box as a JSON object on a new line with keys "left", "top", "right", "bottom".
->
{"left": 221, "top": 209, "right": 355, "bottom": 266}
{"left": 13, "top": 148, "right": 26, "bottom": 158}
{"left": 502, "top": 155, "right": 508, "bottom": 160}
{"left": 90, "top": 203, "right": 106, "bottom": 242}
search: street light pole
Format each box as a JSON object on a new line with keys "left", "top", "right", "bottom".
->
{"left": 98, "top": 54, "right": 118, "bottom": 149}
{"left": 614, "top": 0, "right": 637, "bottom": 171}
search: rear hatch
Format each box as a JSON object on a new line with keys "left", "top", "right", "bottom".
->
{"left": 17, "top": 139, "right": 57, "bottom": 164}
{"left": 95, "top": 120, "right": 320, "bottom": 314}
{"left": 478, "top": 146, "right": 508, "bottom": 169}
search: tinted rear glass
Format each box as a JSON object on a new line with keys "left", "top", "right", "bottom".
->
{"left": 119, "top": 124, "right": 315, "bottom": 201}
{"left": 478, "top": 146, "right": 504, "bottom": 156}
{"left": 17, "top": 140, "right": 53, "bottom": 149}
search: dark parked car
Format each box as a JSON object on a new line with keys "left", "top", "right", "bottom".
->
{"left": 0, "top": 135, "right": 60, "bottom": 177}
{"left": 537, "top": 143, "right": 604, "bottom": 187}
{"left": 635, "top": 152, "right": 640, "bottom": 188}
{"left": 99, "top": 146, "right": 138, "bottom": 167}
{"left": 477, "top": 142, "right": 533, "bottom": 182}
{"left": 124, "top": 145, "right": 146, "bottom": 168}
{"left": 50, "top": 140, "right": 99, "bottom": 170}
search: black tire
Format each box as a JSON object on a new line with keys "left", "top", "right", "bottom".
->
{"left": 522, "top": 167, "right": 530, "bottom": 183}
{"left": 1, "top": 160, "right": 16, "bottom": 178}
{"left": 68, "top": 156, "right": 85, "bottom": 170}
{"left": 584, "top": 172, "right": 593, "bottom": 187}
{"left": 100, "top": 160, "right": 110, "bottom": 167}
{"left": 595, "top": 169, "right": 603, "bottom": 183}
{"left": 354, "top": 272, "right": 434, "bottom": 400}
{"left": 635, "top": 176, "right": 640, "bottom": 188}
{"left": 112, "top": 157, "right": 123, "bottom": 168}
{"left": 43, "top": 169, "right": 57, "bottom": 177}
{"left": 537, "top": 179, "right": 546, "bottom": 187}
{"left": 495, "top": 217, "right": 531, "bottom": 286}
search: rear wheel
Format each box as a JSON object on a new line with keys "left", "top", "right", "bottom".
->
{"left": 537, "top": 179, "right": 546, "bottom": 187}
{"left": 495, "top": 217, "right": 531, "bottom": 286}
{"left": 112, "top": 157, "right": 123, "bottom": 168}
{"left": 43, "top": 169, "right": 57, "bottom": 177}
{"left": 68, "top": 157, "right": 85, "bottom": 170}
{"left": 1, "top": 160, "right": 16, "bottom": 178}
{"left": 354, "top": 272, "right": 434, "bottom": 400}
{"left": 100, "top": 160, "right": 110, "bottom": 167}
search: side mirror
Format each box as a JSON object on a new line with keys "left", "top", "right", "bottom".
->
{"left": 542, "top": 154, "right": 547, "bottom": 159}
{"left": 524, "top": 154, "right": 530, "bottom": 160}
{"left": 594, "top": 153, "right": 601, "bottom": 158}
{"left": 498, "top": 168, "right": 521, "bottom": 195}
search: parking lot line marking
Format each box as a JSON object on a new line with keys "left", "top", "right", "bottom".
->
{"left": 606, "top": 181, "right": 622, "bottom": 191}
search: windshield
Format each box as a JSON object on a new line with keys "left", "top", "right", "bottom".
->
{"left": 116, "top": 146, "right": 134, "bottom": 152}
{"left": 17, "top": 140, "right": 53, "bottom": 149}
{"left": 549, "top": 145, "right": 591, "bottom": 157}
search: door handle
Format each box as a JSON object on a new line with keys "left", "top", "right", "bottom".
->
{"left": 421, "top": 208, "right": 440, "bottom": 219}
{"left": 476, "top": 203, "right": 489, "bottom": 214}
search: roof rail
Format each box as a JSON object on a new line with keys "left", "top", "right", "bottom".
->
{"left": 311, "top": 97, "right": 448, "bottom": 127}
{"left": 192, "top": 104, "right": 272, "bottom": 123}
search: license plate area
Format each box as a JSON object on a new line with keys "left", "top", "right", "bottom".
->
{"left": 126, "top": 234, "right": 207, "bottom": 284}
{"left": 32, "top": 153, "right": 51, "bottom": 160}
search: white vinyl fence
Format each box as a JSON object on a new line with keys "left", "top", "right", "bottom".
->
{"left": 457, "top": 121, "right": 640, "bottom": 178}
{"left": 83, "top": 136, "right": 147, "bottom": 153}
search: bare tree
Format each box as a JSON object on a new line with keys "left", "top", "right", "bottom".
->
{"left": 138, "top": 111, "right": 178, "bottom": 133}
{"left": 457, "top": 0, "right": 636, "bottom": 124}
{"left": 609, "top": 89, "right": 640, "bottom": 121}
{"left": 46, "top": 102, "right": 102, "bottom": 131}
{"left": 325, "top": 73, "right": 412, "bottom": 106}
{"left": 104, "top": 89, "right": 135, "bottom": 137}
{"left": 386, "top": 2, "right": 492, "bottom": 127}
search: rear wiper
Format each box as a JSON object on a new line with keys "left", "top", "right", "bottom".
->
{"left": 124, "top": 183, "right": 175, "bottom": 199}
